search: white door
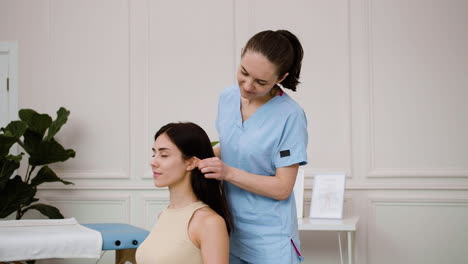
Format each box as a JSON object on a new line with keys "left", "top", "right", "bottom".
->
{"left": 0, "top": 42, "right": 18, "bottom": 128}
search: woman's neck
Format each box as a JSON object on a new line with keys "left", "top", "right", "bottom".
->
{"left": 241, "top": 86, "right": 280, "bottom": 121}
{"left": 168, "top": 183, "right": 198, "bottom": 209}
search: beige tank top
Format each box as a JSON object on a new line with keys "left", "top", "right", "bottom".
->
{"left": 135, "top": 201, "right": 208, "bottom": 264}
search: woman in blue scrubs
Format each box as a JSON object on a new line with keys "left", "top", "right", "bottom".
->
{"left": 198, "top": 30, "right": 308, "bottom": 264}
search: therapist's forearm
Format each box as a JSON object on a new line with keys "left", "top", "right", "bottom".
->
{"left": 224, "top": 166, "right": 297, "bottom": 200}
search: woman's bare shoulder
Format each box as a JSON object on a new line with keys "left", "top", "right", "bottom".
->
{"left": 188, "top": 206, "right": 228, "bottom": 249}
{"left": 192, "top": 206, "right": 226, "bottom": 228}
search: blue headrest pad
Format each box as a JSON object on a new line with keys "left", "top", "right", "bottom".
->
{"left": 83, "top": 223, "right": 150, "bottom": 250}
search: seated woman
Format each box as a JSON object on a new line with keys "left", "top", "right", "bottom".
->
{"left": 136, "top": 122, "right": 233, "bottom": 264}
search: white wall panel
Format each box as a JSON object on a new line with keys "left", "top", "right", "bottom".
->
{"left": 48, "top": 0, "right": 131, "bottom": 179}
{"left": 368, "top": 199, "right": 468, "bottom": 264}
{"left": 368, "top": 0, "right": 468, "bottom": 177}
{"left": 42, "top": 193, "right": 131, "bottom": 223}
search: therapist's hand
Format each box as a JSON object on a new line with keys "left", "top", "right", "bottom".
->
{"left": 197, "top": 157, "right": 230, "bottom": 181}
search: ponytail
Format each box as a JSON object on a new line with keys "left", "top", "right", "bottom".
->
{"left": 277, "top": 30, "right": 303, "bottom": 91}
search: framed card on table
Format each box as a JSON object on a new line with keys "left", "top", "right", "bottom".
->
{"left": 309, "top": 174, "right": 346, "bottom": 219}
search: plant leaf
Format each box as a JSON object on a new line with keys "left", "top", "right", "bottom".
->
{"left": 23, "top": 129, "right": 76, "bottom": 166}
{"left": 0, "top": 175, "right": 37, "bottom": 218}
{"left": 5, "top": 120, "right": 28, "bottom": 138}
{"left": 31, "top": 166, "right": 74, "bottom": 186}
{"left": 21, "top": 130, "right": 41, "bottom": 155}
{"left": 211, "top": 141, "right": 219, "bottom": 147}
{"left": 22, "top": 203, "right": 64, "bottom": 219}
{"left": 0, "top": 154, "right": 23, "bottom": 190}
{"left": 0, "top": 134, "right": 17, "bottom": 157}
{"left": 0, "top": 121, "right": 25, "bottom": 156}
{"left": 19, "top": 109, "right": 52, "bottom": 138}
{"left": 44, "top": 107, "right": 70, "bottom": 141}
{"left": 0, "top": 121, "right": 27, "bottom": 157}
{"left": 28, "top": 138, "right": 76, "bottom": 166}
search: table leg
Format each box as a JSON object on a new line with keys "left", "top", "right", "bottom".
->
{"left": 338, "top": 232, "right": 344, "bottom": 264}
{"left": 347, "top": 231, "right": 353, "bottom": 264}
{"left": 115, "top": 248, "right": 137, "bottom": 264}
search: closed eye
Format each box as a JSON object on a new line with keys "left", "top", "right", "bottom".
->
{"left": 151, "top": 148, "right": 169, "bottom": 158}
{"left": 241, "top": 66, "right": 268, "bottom": 85}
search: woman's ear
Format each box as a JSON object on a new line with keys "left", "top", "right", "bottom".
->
{"left": 278, "top": 72, "right": 289, "bottom": 84}
{"left": 185, "top": 157, "right": 199, "bottom": 171}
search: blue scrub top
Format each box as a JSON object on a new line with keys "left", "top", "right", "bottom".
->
{"left": 216, "top": 84, "right": 308, "bottom": 263}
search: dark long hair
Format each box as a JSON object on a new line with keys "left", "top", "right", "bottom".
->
{"left": 242, "top": 29, "right": 304, "bottom": 91}
{"left": 155, "top": 122, "right": 233, "bottom": 234}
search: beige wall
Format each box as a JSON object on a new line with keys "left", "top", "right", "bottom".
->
{"left": 1, "top": 0, "right": 468, "bottom": 263}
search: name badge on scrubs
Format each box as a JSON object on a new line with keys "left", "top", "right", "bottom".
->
{"left": 280, "top": 150, "right": 291, "bottom": 158}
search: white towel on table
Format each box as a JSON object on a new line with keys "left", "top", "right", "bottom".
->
{"left": 0, "top": 217, "right": 102, "bottom": 262}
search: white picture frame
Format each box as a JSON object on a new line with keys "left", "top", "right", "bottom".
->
{"left": 309, "top": 174, "right": 346, "bottom": 219}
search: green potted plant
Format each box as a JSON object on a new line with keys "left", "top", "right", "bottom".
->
{"left": 0, "top": 107, "right": 75, "bottom": 220}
